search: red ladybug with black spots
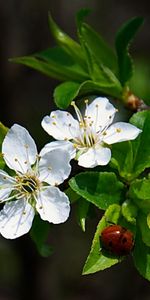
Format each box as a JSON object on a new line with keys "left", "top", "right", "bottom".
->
{"left": 100, "top": 224, "right": 134, "bottom": 256}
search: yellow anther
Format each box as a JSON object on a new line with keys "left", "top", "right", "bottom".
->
{"left": 73, "top": 144, "right": 78, "bottom": 148}
{"left": 79, "top": 121, "right": 84, "bottom": 127}
{"left": 84, "top": 99, "right": 89, "bottom": 104}
{"left": 52, "top": 115, "right": 56, "bottom": 118}
{"left": 116, "top": 128, "right": 121, "bottom": 133}
{"left": 52, "top": 122, "right": 56, "bottom": 125}
{"left": 102, "top": 131, "right": 107, "bottom": 136}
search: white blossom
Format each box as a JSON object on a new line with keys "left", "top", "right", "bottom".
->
{"left": 41, "top": 97, "right": 142, "bottom": 168}
{"left": 0, "top": 124, "right": 71, "bottom": 239}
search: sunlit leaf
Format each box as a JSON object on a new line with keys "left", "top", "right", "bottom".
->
{"left": 54, "top": 79, "right": 122, "bottom": 109}
{"left": 82, "top": 204, "right": 121, "bottom": 275}
{"left": 48, "top": 12, "right": 87, "bottom": 70}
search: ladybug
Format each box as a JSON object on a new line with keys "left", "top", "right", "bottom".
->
{"left": 100, "top": 225, "right": 134, "bottom": 256}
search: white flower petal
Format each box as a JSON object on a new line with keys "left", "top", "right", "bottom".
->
{"left": 36, "top": 187, "right": 70, "bottom": 224}
{"left": 2, "top": 124, "right": 37, "bottom": 173}
{"left": 40, "top": 140, "right": 76, "bottom": 159}
{"left": 41, "top": 111, "right": 79, "bottom": 140}
{"left": 78, "top": 146, "right": 111, "bottom": 168}
{"left": 39, "top": 149, "right": 71, "bottom": 185}
{"left": 0, "top": 199, "right": 35, "bottom": 239}
{"left": 85, "top": 97, "right": 116, "bottom": 132}
{"left": 0, "top": 170, "right": 15, "bottom": 202}
{"left": 103, "top": 122, "right": 142, "bottom": 145}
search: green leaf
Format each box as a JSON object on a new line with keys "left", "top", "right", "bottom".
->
{"left": 0, "top": 122, "right": 8, "bottom": 169}
{"left": 111, "top": 141, "right": 133, "bottom": 181}
{"left": 35, "top": 46, "right": 74, "bottom": 65}
{"left": 129, "top": 178, "right": 150, "bottom": 213}
{"left": 82, "top": 204, "right": 121, "bottom": 275}
{"left": 69, "top": 172, "right": 124, "bottom": 210}
{"left": 10, "top": 54, "right": 88, "bottom": 82}
{"left": 30, "top": 216, "right": 53, "bottom": 257}
{"left": 133, "top": 229, "right": 150, "bottom": 281}
{"left": 130, "top": 110, "right": 150, "bottom": 177}
{"left": 122, "top": 199, "right": 137, "bottom": 224}
{"left": 115, "top": 17, "right": 144, "bottom": 85}
{"left": 48, "top": 13, "right": 87, "bottom": 70}
{"left": 54, "top": 81, "right": 80, "bottom": 109}
{"left": 80, "top": 23, "right": 118, "bottom": 73}
{"left": 81, "top": 42, "right": 122, "bottom": 91}
{"left": 54, "top": 79, "right": 122, "bottom": 109}
{"left": 138, "top": 212, "right": 150, "bottom": 247}
{"left": 35, "top": 46, "right": 88, "bottom": 79}
{"left": 76, "top": 198, "right": 90, "bottom": 232}
{"left": 147, "top": 213, "right": 150, "bottom": 229}
{"left": 111, "top": 111, "right": 150, "bottom": 181}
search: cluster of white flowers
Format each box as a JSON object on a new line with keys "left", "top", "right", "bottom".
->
{"left": 0, "top": 97, "right": 141, "bottom": 239}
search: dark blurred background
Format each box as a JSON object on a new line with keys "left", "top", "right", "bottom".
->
{"left": 0, "top": 1, "right": 150, "bottom": 299}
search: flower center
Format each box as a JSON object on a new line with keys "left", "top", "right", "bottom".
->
{"left": 71, "top": 100, "right": 98, "bottom": 148}
{"left": 15, "top": 174, "right": 41, "bottom": 197}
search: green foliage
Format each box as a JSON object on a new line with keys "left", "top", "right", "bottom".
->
{"left": 48, "top": 13, "right": 86, "bottom": 70}
{"left": 11, "top": 12, "right": 144, "bottom": 108}
{"left": 10, "top": 49, "right": 88, "bottom": 82}
{"left": 79, "top": 23, "right": 118, "bottom": 73}
{"left": 30, "top": 215, "right": 53, "bottom": 257}
{"left": 54, "top": 81, "right": 81, "bottom": 109}
{"left": 133, "top": 230, "right": 150, "bottom": 281}
{"left": 138, "top": 213, "right": 150, "bottom": 247}
{"left": 147, "top": 213, "right": 150, "bottom": 229}
{"left": 111, "top": 110, "right": 150, "bottom": 181}
{"left": 130, "top": 111, "right": 150, "bottom": 177}
{"left": 115, "top": 17, "right": 144, "bottom": 85}
{"left": 76, "top": 198, "right": 90, "bottom": 232}
{"left": 54, "top": 79, "right": 122, "bottom": 108}
{"left": 121, "top": 199, "right": 137, "bottom": 224}
{"left": 69, "top": 172, "right": 124, "bottom": 210}
{"left": 111, "top": 141, "right": 133, "bottom": 181}
{"left": 82, "top": 204, "right": 121, "bottom": 275}
{"left": 129, "top": 178, "right": 150, "bottom": 213}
